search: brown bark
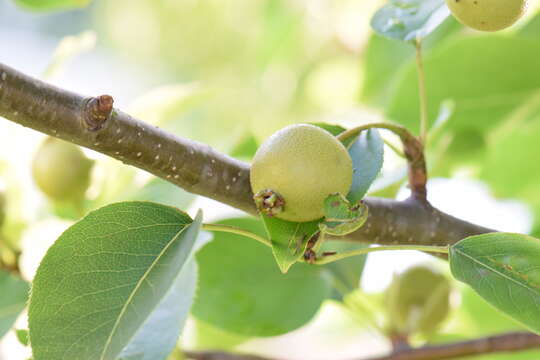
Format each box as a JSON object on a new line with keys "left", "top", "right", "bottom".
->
{"left": 0, "top": 62, "right": 495, "bottom": 249}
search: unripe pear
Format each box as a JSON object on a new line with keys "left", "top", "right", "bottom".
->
{"left": 32, "top": 137, "right": 94, "bottom": 202}
{"left": 250, "top": 124, "right": 353, "bottom": 222}
{"left": 446, "top": 0, "right": 527, "bottom": 32}
{"left": 386, "top": 266, "right": 451, "bottom": 336}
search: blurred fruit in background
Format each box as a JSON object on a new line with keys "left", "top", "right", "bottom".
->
{"left": 386, "top": 265, "right": 451, "bottom": 337}
{"left": 32, "top": 137, "right": 93, "bottom": 204}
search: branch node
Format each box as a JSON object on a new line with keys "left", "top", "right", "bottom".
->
{"left": 402, "top": 135, "right": 428, "bottom": 202}
{"left": 83, "top": 94, "right": 114, "bottom": 131}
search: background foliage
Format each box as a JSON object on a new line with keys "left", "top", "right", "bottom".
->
{"left": 2, "top": 0, "right": 540, "bottom": 359}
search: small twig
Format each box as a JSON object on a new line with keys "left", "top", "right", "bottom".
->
{"left": 184, "top": 332, "right": 540, "bottom": 360}
{"left": 313, "top": 244, "right": 448, "bottom": 265}
{"left": 361, "top": 332, "right": 540, "bottom": 360}
{"left": 184, "top": 351, "right": 276, "bottom": 360}
{"left": 415, "top": 39, "right": 428, "bottom": 145}
{"left": 202, "top": 223, "right": 271, "bottom": 247}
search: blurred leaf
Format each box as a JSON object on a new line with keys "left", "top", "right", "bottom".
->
{"left": 519, "top": 11, "right": 540, "bottom": 38}
{"left": 431, "top": 128, "right": 486, "bottom": 177}
{"left": 261, "top": 215, "right": 320, "bottom": 273}
{"left": 166, "top": 348, "right": 186, "bottom": 360}
{"left": 14, "top": 0, "right": 91, "bottom": 11}
{"left": 387, "top": 36, "right": 540, "bottom": 135}
{"left": 129, "top": 84, "right": 206, "bottom": 127}
{"left": 29, "top": 202, "right": 201, "bottom": 360}
{"left": 257, "top": 0, "right": 303, "bottom": 68}
{"left": 430, "top": 99, "right": 455, "bottom": 136}
{"left": 43, "top": 31, "right": 97, "bottom": 79}
{"left": 480, "top": 108, "right": 540, "bottom": 203}
{"left": 321, "top": 241, "right": 368, "bottom": 300}
{"left": 125, "top": 178, "right": 196, "bottom": 209}
{"left": 386, "top": 266, "right": 450, "bottom": 335}
{"left": 309, "top": 123, "right": 346, "bottom": 137}
{"left": 347, "top": 129, "right": 385, "bottom": 203}
{"left": 0, "top": 271, "right": 29, "bottom": 339}
{"left": 456, "top": 287, "right": 524, "bottom": 336}
{"left": 16, "top": 329, "right": 29, "bottom": 347}
{"left": 371, "top": 0, "right": 450, "bottom": 43}
{"left": 450, "top": 233, "right": 540, "bottom": 334}
{"left": 193, "top": 218, "right": 332, "bottom": 337}
{"left": 344, "top": 290, "right": 387, "bottom": 330}
{"left": 190, "top": 319, "right": 247, "bottom": 351}
{"left": 229, "top": 134, "right": 258, "bottom": 160}
{"left": 319, "top": 194, "right": 369, "bottom": 237}
{"left": 361, "top": 17, "right": 461, "bottom": 105}
{"left": 361, "top": 34, "right": 415, "bottom": 105}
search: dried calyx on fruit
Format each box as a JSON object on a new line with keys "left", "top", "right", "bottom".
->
{"left": 250, "top": 124, "right": 353, "bottom": 222}
{"left": 386, "top": 265, "right": 451, "bottom": 337}
{"left": 446, "top": 0, "right": 527, "bottom": 32}
{"left": 32, "top": 137, "right": 94, "bottom": 203}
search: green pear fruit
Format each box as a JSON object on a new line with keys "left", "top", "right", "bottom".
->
{"left": 386, "top": 266, "right": 451, "bottom": 336}
{"left": 446, "top": 0, "right": 527, "bottom": 32}
{"left": 250, "top": 124, "right": 353, "bottom": 222}
{"left": 32, "top": 137, "right": 94, "bottom": 202}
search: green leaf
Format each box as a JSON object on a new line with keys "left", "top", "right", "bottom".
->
{"left": 16, "top": 329, "right": 29, "bottom": 346}
{"left": 361, "top": 18, "right": 461, "bottom": 106}
{"left": 29, "top": 202, "right": 202, "bottom": 360}
{"left": 347, "top": 129, "right": 384, "bottom": 203}
{"left": 43, "top": 31, "right": 97, "bottom": 80}
{"left": 117, "top": 259, "right": 199, "bottom": 360}
{"left": 125, "top": 178, "right": 196, "bottom": 209}
{"left": 14, "top": 0, "right": 91, "bottom": 11}
{"left": 193, "top": 218, "right": 332, "bottom": 337}
{"left": 309, "top": 123, "right": 346, "bottom": 137}
{"left": 456, "top": 287, "right": 525, "bottom": 336}
{"left": 450, "top": 233, "right": 540, "bottom": 334}
{"left": 0, "top": 271, "right": 29, "bottom": 339}
{"left": 229, "top": 133, "right": 258, "bottom": 160}
{"left": 519, "top": 11, "right": 540, "bottom": 39}
{"left": 261, "top": 215, "right": 320, "bottom": 273}
{"left": 371, "top": 0, "right": 450, "bottom": 43}
{"left": 319, "top": 194, "right": 369, "bottom": 237}
{"left": 320, "top": 241, "right": 368, "bottom": 300}
{"left": 386, "top": 36, "right": 540, "bottom": 135}
{"left": 480, "top": 112, "right": 540, "bottom": 204}
{"left": 190, "top": 319, "right": 247, "bottom": 351}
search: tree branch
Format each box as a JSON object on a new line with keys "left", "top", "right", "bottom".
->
{"left": 0, "top": 62, "right": 494, "bottom": 248}
{"left": 184, "top": 351, "right": 276, "bottom": 360}
{"left": 362, "top": 332, "right": 540, "bottom": 360}
{"left": 184, "top": 332, "right": 540, "bottom": 360}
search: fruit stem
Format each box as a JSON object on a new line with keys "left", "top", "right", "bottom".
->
{"left": 336, "top": 122, "right": 410, "bottom": 144}
{"left": 202, "top": 223, "right": 272, "bottom": 247}
{"left": 313, "top": 244, "right": 449, "bottom": 265}
{"left": 415, "top": 39, "right": 428, "bottom": 145}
